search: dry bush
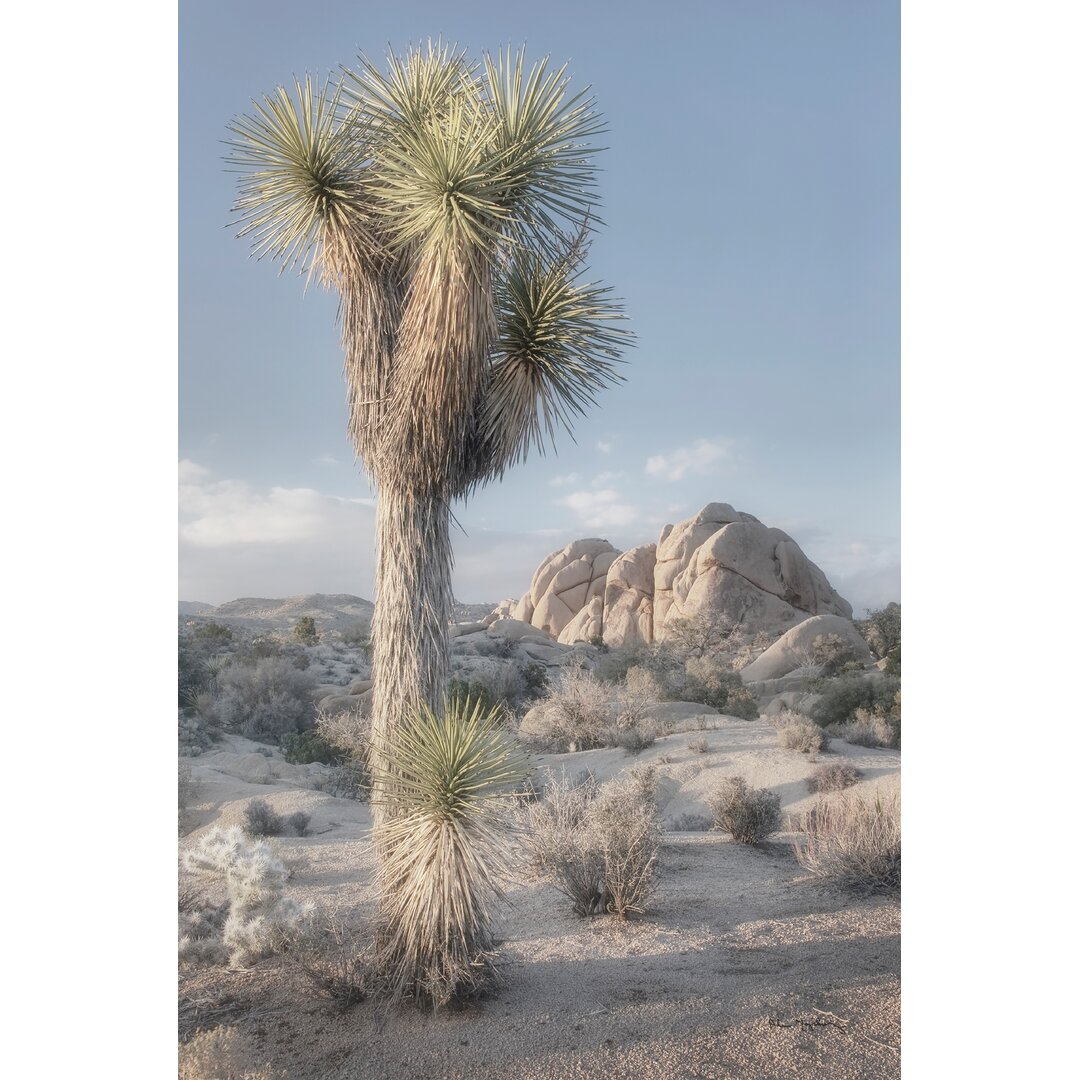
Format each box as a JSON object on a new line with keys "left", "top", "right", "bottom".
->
{"left": 687, "top": 737, "right": 710, "bottom": 754}
{"left": 778, "top": 717, "right": 830, "bottom": 755}
{"left": 541, "top": 665, "right": 656, "bottom": 752}
{"left": 181, "top": 826, "right": 310, "bottom": 967}
{"left": 520, "top": 768, "right": 661, "bottom": 919}
{"left": 368, "top": 699, "right": 528, "bottom": 1008}
{"left": 201, "top": 657, "right": 317, "bottom": 740}
{"left": 624, "top": 665, "right": 666, "bottom": 702}
{"left": 807, "top": 761, "right": 863, "bottom": 793}
{"left": 794, "top": 786, "right": 900, "bottom": 891}
{"left": 316, "top": 707, "right": 371, "bottom": 799}
{"left": 179, "top": 1027, "right": 284, "bottom": 1080}
{"left": 243, "top": 799, "right": 284, "bottom": 837}
{"left": 681, "top": 655, "right": 759, "bottom": 719}
{"left": 615, "top": 722, "right": 657, "bottom": 753}
{"left": 286, "top": 916, "right": 368, "bottom": 1007}
{"left": 286, "top": 810, "right": 311, "bottom": 836}
{"left": 838, "top": 708, "right": 897, "bottom": 748}
{"left": 707, "top": 777, "right": 781, "bottom": 844}
{"left": 667, "top": 812, "right": 712, "bottom": 832}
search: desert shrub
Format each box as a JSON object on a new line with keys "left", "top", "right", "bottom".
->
{"left": 540, "top": 665, "right": 655, "bottom": 752}
{"left": 687, "top": 737, "right": 710, "bottom": 754}
{"left": 204, "top": 657, "right": 317, "bottom": 740}
{"left": 281, "top": 729, "right": 343, "bottom": 765}
{"left": 292, "top": 651, "right": 311, "bottom": 671}
{"left": 181, "top": 826, "right": 309, "bottom": 967}
{"left": 286, "top": 810, "right": 311, "bottom": 837}
{"left": 662, "top": 610, "right": 742, "bottom": 658}
{"left": 707, "top": 777, "right": 782, "bottom": 844}
{"left": 473, "top": 635, "right": 515, "bottom": 660}
{"left": 680, "top": 655, "right": 759, "bottom": 719}
{"left": 625, "top": 665, "right": 666, "bottom": 702}
{"left": 793, "top": 786, "right": 900, "bottom": 891}
{"left": 179, "top": 711, "right": 216, "bottom": 756}
{"left": 179, "top": 1027, "right": 284, "bottom": 1080}
{"left": 340, "top": 619, "right": 372, "bottom": 650}
{"left": 193, "top": 622, "right": 234, "bottom": 648}
{"left": 807, "top": 761, "right": 863, "bottom": 793}
{"left": 838, "top": 707, "right": 898, "bottom": 749}
{"left": 243, "top": 799, "right": 284, "bottom": 837}
{"left": 520, "top": 769, "right": 661, "bottom": 919}
{"left": 616, "top": 722, "right": 657, "bottom": 753}
{"left": 812, "top": 672, "right": 900, "bottom": 730}
{"left": 777, "top": 716, "right": 830, "bottom": 755}
{"left": 179, "top": 637, "right": 213, "bottom": 706}
{"left": 855, "top": 603, "right": 901, "bottom": 664}
{"left": 315, "top": 708, "right": 371, "bottom": 800}
{"left": 286, "top": 917, "right": 368, "bottom": 1007}
{"left": 667, "top": 812, "right": 712, "bottom": 832}
{"left": 294, "top": 616, "right": 319, "bottom": 646}
{"left": 368, "top": 698, "right": 528, "bottom": 1007}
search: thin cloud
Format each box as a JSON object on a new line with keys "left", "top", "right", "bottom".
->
{"left": 557, "top": 488, "right": 639, "bottom": 529}
{"left": 645, "top": 438, "right": 733, "bottom": 482}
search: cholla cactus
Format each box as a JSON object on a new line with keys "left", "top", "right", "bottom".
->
{"left": 181, "top": 826, "right": 310, "bottom": 967}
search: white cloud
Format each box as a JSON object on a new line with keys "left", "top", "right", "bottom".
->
{"left": 645, "top": 438, "right": 733, "bottom": 481}
{"left": 178, "top": 459, "right": 210, "bottom": 484}
{"left": 591, "top": 470, "right": 623, "bottom": 488}
{"left": 549, "top": 472, "right": 580, "bottom": 488}
{"left": 595, "top": 440, "right": 613, "bottom": 454}
{"left": 557, "top": 488, "right": 639, "bottom": 530}
{"left": 314, "top": 453, "right": 340, "bottom": 466}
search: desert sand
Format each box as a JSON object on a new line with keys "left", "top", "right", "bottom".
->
{"left": 180, "top": 713, "right": 899, "bottom": 1079}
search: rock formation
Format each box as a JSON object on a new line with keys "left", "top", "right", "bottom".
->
{"left": 497, "top": 503, "right": 853, "bottom": 649}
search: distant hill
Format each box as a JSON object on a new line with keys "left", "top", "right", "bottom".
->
{"left": 179, "top": 593, "right": 375, "bottom": 634}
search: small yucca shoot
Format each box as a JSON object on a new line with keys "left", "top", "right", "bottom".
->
{"left": 369, "top": 696, "right": 530, "bottom": 1007}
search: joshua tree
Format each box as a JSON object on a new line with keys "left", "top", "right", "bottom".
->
{"left": 227, "top": 44, "right": 628, "bottom": 790}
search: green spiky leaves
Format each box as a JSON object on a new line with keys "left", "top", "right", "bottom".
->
{"left": 369, "top": 697, "right": 531, "bottom": 1005}
{"left": 226, "top": 74, "right": 374, "bottom": 275}
{"left": 481, "top": 249, "right": 631, "bottom": 471}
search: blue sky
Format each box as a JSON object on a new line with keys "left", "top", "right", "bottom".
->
{"left": 179, "top": 0, "right": 899, "bottom": 612}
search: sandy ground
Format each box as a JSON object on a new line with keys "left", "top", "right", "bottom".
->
{"left": 180, "top": 715, "right": 900, "bottom": 1079}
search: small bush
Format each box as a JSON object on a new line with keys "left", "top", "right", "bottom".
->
{"left": 707, "top": 777, "right": 781, "bottom": 844}
{"left": 193, "top": 622, "right": 234, "bottom": 648}
{"left": 281, "top": 729, "right": 343, "bottom": 765}
{"left": 838, "top": 708, "right": 898, "bottom": 749}
{"left": 667, "top": 812, "right": 711, "bottom": 832}
{"left": 243, "top": 799, "right": 284, "bottom": 837}
{"left": 179, "top": 1027, "right": 284, "bottom": 1080}
{"left": 340, "top": 619, "right": 372, "bottom": 650}
{"left": 541, "top": 666, "right": 655, "bottom": 752}
{"left": 681, "top": 655, "right": 759, "bottom": 718}
{"left": 315, "top": 708, "right": 371, "bottom": 798}
{"left": 616, "top": 722, "right": 657, "bottom": 753}
{"left": 807, "top": 761, "right": 863, "bottom": 793}
{"left": 812, "top": 672, "right": 900, "bottom": 730}
{"left": 778, "top": 717, "right": 830, "bottom": 755}
{"left": 181, "top": 826, "right": 310, "bottom": 967}
{"left": 286, "top": 917, "right": 367, "bottom": 1007}
{"left": 294, "top": 616, "right": 319, "bottom": 646}
{"left": 855, "top": 603, "right": 901, "bottom": 664}
{"left": 687, "top": 737, "right": 710, "bottom": 754}
{"left": 520, "top": 770, "right": 661, "bottom": 919}
{"left": 793, "top": 786, "right": 900, "bottom": 891}
{"left": 286, "top": 810, "right": 311, "bottom": 836}
{"left": 203, "top": 657, "right": 317, "bottom": 740}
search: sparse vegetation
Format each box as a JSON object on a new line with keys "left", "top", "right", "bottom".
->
{"left": 807, "top": 761, "right": 863, "bottom": 793}
{"left": 286, "top": 917, "right": 368, "bottom": 1008}
{"left": 838, "top": 707, "right": 898, "bottom": 749}
{"left": 181, "top": 826, "right": 310, "bottom": 967}
{"left": 777, "top": 714, "right": 831, "bottom": 755}
{"left": 539, "top": 665, "right": 656, "bottom": 752}
{"left": 707, "top": 777, "right": 782, "bottom": 844}
{"left": 243, "top": 799, "right": 285, "bottom": 838}
{"left": 667, "top": 812, "right": 712, "bottom": 832}
{"left": 179, "top": 1026, "right": 284, "bottom": 1080}
{"left": 615, "top": 722, "right": 657, "bottom": 753}
{"left": 687, "top": 737, "right": 710, "bottom": 754}
{"left": 367, "top": 698, "right": 529, "bottom": 1007}
{"left": 200, "top": 657, "right": 317, "bottom": 740}
{"left": 793, "top": 787, "right": 900, "bottom": 891}
{"left": 811, "top": 672, "right": 900, "bottom": 730}
{"left": 521, "top": 768, "right": 661, "bottom": 919}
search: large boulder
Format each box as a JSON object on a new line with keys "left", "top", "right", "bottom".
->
{"left": 602, "top": 544, "right": 657, "bottom": 647}
{"left": 513, "top": 539, "right": 620, "bottom": 638}
{"left": 739, "top": 614, "right": 873, "bottom": 683}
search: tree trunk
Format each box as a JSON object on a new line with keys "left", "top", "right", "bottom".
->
{"left": 369, "top": 486, "right": 453, "bottom": 824}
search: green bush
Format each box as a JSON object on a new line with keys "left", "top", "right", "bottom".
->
{"left": 811, "top": 672, "right": 900, "bottom": 730}
{"left": 294, "top": 616, "right": 319, "bottom": 646}
{"left": 281, "top": 729, "right": 344, "bottom": 765}
{"left": 681, "top": 656, "right": 759, "bottom": 719}
{"left": 193, "top": 622, "right": 234, "bottom": 648}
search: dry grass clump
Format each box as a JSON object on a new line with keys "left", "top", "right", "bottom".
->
{"left": 837, "top": 708, "right": 898, "bottom": 748}
{"left": 316, "top": 707, "right": 372, "bottom": 799}
{"left": 286, "top": 916, "right": 368, "bottom": 1008}
{"left": 806, "top": 761, "right": 863, "bottom": 793}
{"left": 541, "top": 665, "right": 657, "bottom": 752}
{"left": 179, "top": 1027, "right": 284, "bottom": 1080}
{"left": 793, "top": 786, "right": 900, "bottom": 892}
{"left": 687, "top": 736, "right": 710, "bottom": 754}
{"left": 781, "top": 717, "right": 829, "bottom": 760}
{"left": 368, "top": 698, "right": 529, "bottom": 1008}
{"left": 181, "top": 826, "right": 310, "bottom": 967}
{"left": 707, "top": 777, "right": 781, "bottom": 844}
{"left": 521, "top": 767, "right": 661, "bottom": 919}
{"left": 615, "top": 721, "right": 657, "bottom": 753}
